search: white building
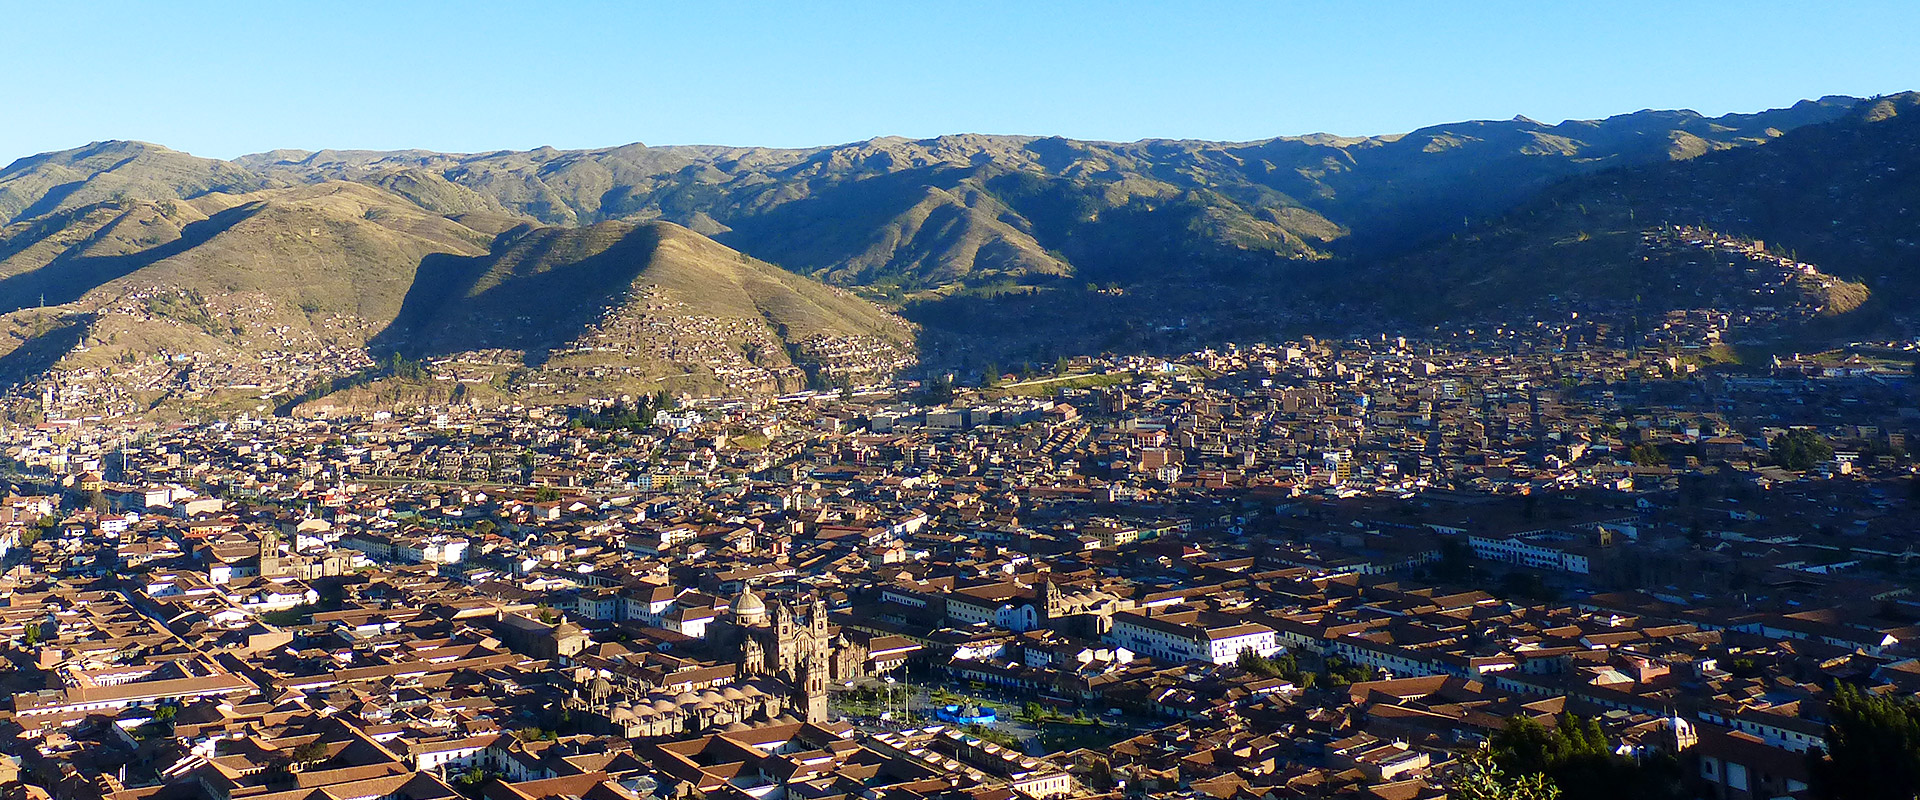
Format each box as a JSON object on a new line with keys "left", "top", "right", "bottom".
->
{"left": 1467, "top": 531, "right": 1592, "bottom": 574}
{"left": 1107, "top": 606, "right": 1279, "bottom": 664}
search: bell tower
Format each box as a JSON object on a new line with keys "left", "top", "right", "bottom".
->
{"left": 801, "top": 656, "right": 829, "bottom": 723}
{"left": 774, "top": 601, "right": 795, "bottom": 639}
{"left": 1039, "top": 578, "right": 1065, "bottom": 620}
{"left": 773, "top": 601, "right": 799, "bottom": 677}
{"left": 259, "top": 529, "right": 282, "bottom": 578}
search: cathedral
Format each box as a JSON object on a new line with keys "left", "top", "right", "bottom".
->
{"left": 711, "top": 589, "right": 834, "bottom": 682}
{"left": 576, "top": 587, "right": 864, "bottom": 738}
{"left": 707, "top": 587, "right": 878, "bottom": 722}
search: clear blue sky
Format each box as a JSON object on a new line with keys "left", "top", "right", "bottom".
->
{"left": 7, "top": 1, "right": 1917, "bottom": 163}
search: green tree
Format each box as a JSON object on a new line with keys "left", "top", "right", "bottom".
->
{"left": 1238, "top": 649, "right": 1279, "bottom": 677}
{"left": 1499, "top": 571, "right": 1556, "bottom": 601}
{"left": 385, "top": 352, "right": 429, "bottom": 382}
{"left": 918, "top": 375, "right": 955, "bottom": 406}
{"left": 1455, "top": 750, "right": 1562, "bottom": 800}
{"left": 287, "top": 739, "right": 330, "bottom": 767}
{"left": 1322, "top": 655, "right": 1373, "bottom": 687}
{"left": 1436, "top": 538, "right": 1475, "bottom": 580}
{"left": 1489, "top": 714, "right": 1684, "bottom": 800}
{"left": 1769, "top": 429, "right": 1834, "bottom": 471}
{"left": 1809, "top": 683, "right": 1920, "bottom": 800}
{"left": 259, "top": 604, "right": 313, "bottom": 627}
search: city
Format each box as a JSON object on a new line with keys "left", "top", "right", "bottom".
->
{"left": 2, "top": 313, "right": 1915, "bottom": 800}
{"left": 6, "top": 5, "right": 1920, "bottom": 798}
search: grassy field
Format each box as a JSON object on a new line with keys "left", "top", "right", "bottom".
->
{"left": 994, "top": 371, "right": 1134, "bottom": 398}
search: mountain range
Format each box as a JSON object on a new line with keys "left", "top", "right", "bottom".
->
{"left": 0, "top": 180, "right": 910, "bottom": 418}
{"left": 1368, "top": 93, "right": 1920, "bottom": 322}
{"left": 0, "top": 91, "right": 1915, "bottom": 416}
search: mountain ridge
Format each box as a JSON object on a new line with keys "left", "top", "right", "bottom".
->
{"left": 3, "top": 95, "right": 1864, "bottom": 300}
{"left": 0, "top": 181, "right": 913, "bottom": 419}
{"left": 0, "top": 92, "right": 1913, "bottom": 411}
{"left": 1360, "top": 91, "right": 1920, "bottom": 323}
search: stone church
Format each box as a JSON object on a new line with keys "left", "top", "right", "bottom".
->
{"left": 578, "top": 588, "right": 870, "bottom": 738}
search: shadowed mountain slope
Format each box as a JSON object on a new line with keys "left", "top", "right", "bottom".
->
{"left": 0, "top": 93, "right": 1907, "bottom": 393}
{"left": 0, "top": 183, "right": 913, "bottom": 417}
{"left": 212, "top": 97, "right": 1858, "bottom": 295}
{"left": 378, "top": 219, "right": 912, "bottom": 372}
{"left": 1361, "top": 92, "right": 1920, "bottom": 323}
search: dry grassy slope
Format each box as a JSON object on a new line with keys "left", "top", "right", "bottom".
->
{"left": 366, "top": 167, "right": 515, "bottom": 218}
{"left": 1367, "top": 205, "right": 1876, "bottom": 322}
{"left": 213, "top": 97, "right": 1857, "bottom": 295}
{"left": 0, "top": 175, "right": 912, "bottom": 415}
{"left": 733, "top": 174, "right": 1072, "bottom": 290}
{"left": 1360, "top": 95, "right": 1920, "bottom": 321}
{"left": 0, "top": 99, "right": 1862, "bottom": 303}
{"left": 0, "top": 200, "right": 203, "bottom": 280}
{"left": 642, "top": 221, "right": 912, "bottom": 343}
{"left": 0, "top": 181, "right": 497, "bottom": 412}
{"left": 336, "top": 219, "right": 916, "bottom": 406}
{"left": 0, "top": 140, "right": 277, "bottom": 223}
{"left": 394, "top": 219, "right": 911, "bottom": 355}
{"left": 106, "top": 182, "right": 493, "bottom": 324}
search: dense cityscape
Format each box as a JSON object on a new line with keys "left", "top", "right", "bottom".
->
{"left": 2, "top": 312, "right": 1916, "bottom": 800}
{"left": 7, "top": 7, "right": 1920, "bottom": 798}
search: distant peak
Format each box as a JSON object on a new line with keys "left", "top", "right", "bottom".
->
{"left": 240, "top": 148, "right": 317, "bottom": 165}
{"left": 81, "top": 139, "right": 176, "bottom": 155}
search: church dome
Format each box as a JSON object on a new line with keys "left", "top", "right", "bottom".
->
{"left": 734, "top": 588, "right": 769, "bottom": 624}
{"left": 651, "top": 698, "right": 678, "bottom": 713}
